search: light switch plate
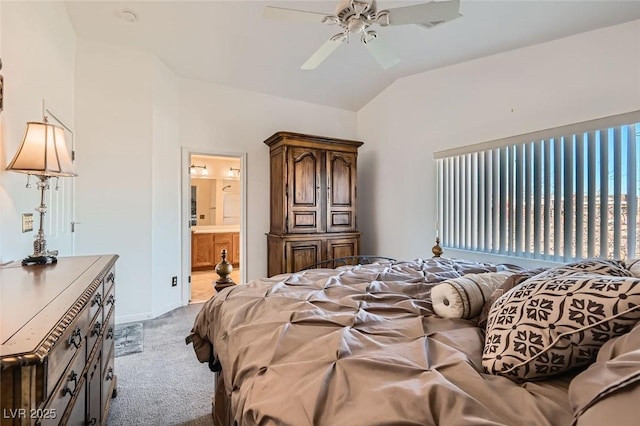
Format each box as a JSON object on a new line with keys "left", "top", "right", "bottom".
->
{"left": 22, "top": 213, "right": 34, "bottom": 233}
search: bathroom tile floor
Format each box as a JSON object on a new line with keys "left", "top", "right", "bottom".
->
{"left": 190, "top": 269, "right": 241, "bottom": 303}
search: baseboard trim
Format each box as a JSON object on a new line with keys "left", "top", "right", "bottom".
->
{"left": 152, "top": 301, "right": 182, "bottom": 319}
{"left": 115, "top": 301, "right": 184, "bottom": 324}
{"left": 115, "top": 312, "right": 153, "bottom": 325}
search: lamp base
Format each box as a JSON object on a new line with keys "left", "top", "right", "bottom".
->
{"left": 22, "top": 254, "right": 58, "bottom": 266}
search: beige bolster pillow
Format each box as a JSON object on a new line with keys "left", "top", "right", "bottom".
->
{"left": 432, "top": 272, "right": 511, "bottom": 319}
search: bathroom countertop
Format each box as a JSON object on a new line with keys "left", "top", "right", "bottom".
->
{"left": 192, "top": 225, "right": 240, "bottom": 234}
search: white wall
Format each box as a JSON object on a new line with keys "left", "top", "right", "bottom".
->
{"left": 0, "top": 1, "right": 76, "bottom": 263}
{"left": 74, "top": 40, "right": 154, "bottom": 322}
{"left": 74, "top": 39, "right": 357, "bottom": 322}
{"left": 151, "top": 57, "right": 181, "bottom": 317}
{"left": 357, "top": 20, "right": 640, "bottom": 264}
{"left": 179, "top": 78, "right": 358, "bottom": 284}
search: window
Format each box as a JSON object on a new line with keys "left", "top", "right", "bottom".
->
{"left": 435, "top": 111, "right": 640, "bottom": 262}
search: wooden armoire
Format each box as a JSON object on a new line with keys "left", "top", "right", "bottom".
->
{"left": 265, "top": 131, "right": 363, "bottom": 276}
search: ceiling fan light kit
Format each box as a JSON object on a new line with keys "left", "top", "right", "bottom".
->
{"left": 264, "top": 0, "right": 461, "bottom": 70}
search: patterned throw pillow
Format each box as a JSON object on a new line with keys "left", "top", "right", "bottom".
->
{"left": 482, "top": 260, "right": 640, "bottom": 381}
{"left": 476, "top": 269, "right": 547, "bottom": 329}
{"left": 535, "top": 258, "right": 631, "bottom": 279}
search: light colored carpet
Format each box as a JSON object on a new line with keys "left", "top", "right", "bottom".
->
{"left": 107, "top": 303, "right": 215, "bottom": 425}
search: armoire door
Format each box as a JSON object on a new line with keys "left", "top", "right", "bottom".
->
{"left": 326, "top": 236, "right": 359, "bottom": 261}
{"left": 285, "top": 239, "right": 323, "bottom": 272}
{"left": 326, "top": 151, "right": 357, "bottom": 232}
{"left": 287, "top": 147, "right": 323, "bottom": 234}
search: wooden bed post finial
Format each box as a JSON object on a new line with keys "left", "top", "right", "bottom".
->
{"left": 215, "top": 249, "right": 235, "bottom": 293}
{"left": 432, "top": 237, "right": 443, "bottom": 258}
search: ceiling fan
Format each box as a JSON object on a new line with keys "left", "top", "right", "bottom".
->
{"left": 263, "top": 0, "right": 461, "bottom": 70}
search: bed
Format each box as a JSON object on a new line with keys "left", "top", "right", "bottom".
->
{"left": 188, "top": 255, "right": 640, "bottom": 426}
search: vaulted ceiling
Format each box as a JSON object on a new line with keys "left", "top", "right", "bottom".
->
{"left": 65, "top": 1, "right": 640, "bottom": 111}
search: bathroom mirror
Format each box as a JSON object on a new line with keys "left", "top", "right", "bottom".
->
{"left": 190, "top": 155, "right": 241, "bottom": 227}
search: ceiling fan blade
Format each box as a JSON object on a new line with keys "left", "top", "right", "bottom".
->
{"left": 263, "top": 6, "right": 329, "bottom": 24}
{"left": 386, "top": 0, "right": 460, "bottom": 26}
{"left": 364, "top": 37, "right": 400, "bottom": 70}
{"left": 301, "top": 38, "right": 343, "bottom": 70}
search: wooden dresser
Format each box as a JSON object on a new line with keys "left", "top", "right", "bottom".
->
{"left": 0, "top": 255, "right": 118, "bottom": 426}
{"left": 265, "top": 132, "right": 363, "bottom": 276}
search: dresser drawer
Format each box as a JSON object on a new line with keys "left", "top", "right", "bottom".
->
{"left": 102, "top": 309, "right": 115, "bottom": 369}
{"left": 102, "top": 353, "right": 115, "bottom": 415}
{"left": 104, "top": 267, "right": 116, "bottom": 296}
{"left": 87, "top": 312, "right": 104, "bottom": 357}
{"left": 103, "top": 282, "right": 115, "bottom": 322}
{"left": 86, "top": 350, "right": 102, "bottom": 426}
{"left": 60, "top": 377, "right": 87, "bottom": 426}
{"left": 46, "top": 307, "right": 90, "bottom": 398}
{"left": 39, "top": 343, "right": 87, "bottom": 426}
{"left": 89, "top": 281, "right": 104, "bottom": 323}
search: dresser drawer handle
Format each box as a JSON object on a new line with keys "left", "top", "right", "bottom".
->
{"left": 62, "top": 371, "right": 78, "bottom": 396}
{"left": 106, "top": 294, "right": 116, "bottom": 306}
{"left": 67, "top": 327, "right": 83, "bottom": 349}
{"left": 91, "top": 292, "right": 102, "bottom": 306}
{"left": 106, "top": 327, "right": 114, "bottom": 339}
{"left": 92, "top": 321, "right": 102, "bottom": 336}
{"left": 107, "top": 272, "right": 115, "bottom": 284}
{"left": 106, "top": 367, "right": 114, "bottom": 381}
{"left": 87, "top": 418, "right": 97, "bottom": 425}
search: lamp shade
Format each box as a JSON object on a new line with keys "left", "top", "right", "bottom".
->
{"left": 6, "top": 121, "right": 77, "bottom": 177}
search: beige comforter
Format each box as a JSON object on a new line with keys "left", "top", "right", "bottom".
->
{"left": 190, "top": 258, "right": 576, "bottom": 426}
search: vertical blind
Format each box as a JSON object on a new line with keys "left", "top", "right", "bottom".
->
{"left": 435, "top": 111, "right": 640, "bottom": 261}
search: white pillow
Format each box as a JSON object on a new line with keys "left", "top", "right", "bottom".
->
{"left": 625, "top": 258, "right": 640, "bottom": 278}
{"left": 431, "top": 272, "right": 511, "bottom": 319}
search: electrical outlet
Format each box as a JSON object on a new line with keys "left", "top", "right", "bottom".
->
{"left": 171, "top": 276, "right": 178, "bottom": 287}
{"left": 22, "top": 213, "right": 34, "bottom": 233}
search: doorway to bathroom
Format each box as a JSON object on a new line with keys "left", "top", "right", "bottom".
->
{"left": 181, "top": 150, "right": 246, "bottom": 305}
